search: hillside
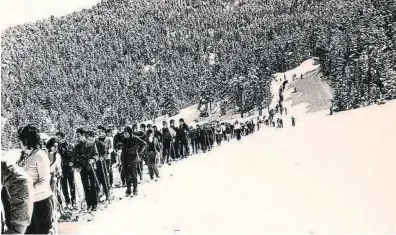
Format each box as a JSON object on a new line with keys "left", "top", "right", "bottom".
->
{"left": 2, "top": 0, "right": 396, "bottom": 150}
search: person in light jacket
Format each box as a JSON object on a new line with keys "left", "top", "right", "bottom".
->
{"left": 1, "top": 157, "right": 34, "bottom": 234}
{"left": 16, "top": 124, "right": 55, "bottom": 234}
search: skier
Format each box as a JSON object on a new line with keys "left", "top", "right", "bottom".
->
{"left": 284, "top": 107, "right": 288, "bottom": 115}
{"left": 74, "top": 129, "right": 99, "bottom": 211}
{"left": 197, "top": 125, "right": 207, "bottom": 152}
{"left": 105, "top": 129, "right": 114, "bottom": 188}
{"left": 178, "top": 118, "right": 190, "bottom": 158}
{"left": 46, "top": 138, "right": 62, "bottom": 233}
{"left": 56, "top": 131, "right": 76, "bottom": 209}
{"left": 221, "top": 123, "right": 227, "bottom": 140}
{"left": 279, "top": 118, "right": 284, "bottom": 128}
{"left": 132, "top": 124, "right": 146, "bottom": 183}
{"left": 215, "top": 124, "right": 223, "bottom": 146}
{"left": 225, "top": 124, "right": 232, "bottom": 142}
{"left": 189, "top": 126, "right": 200, "bottom": 154}
{"left": 145, "top": 129, "right": 161, "bottom": 181}
{"left": 291, "top": 116, "right": 296, "bottom": 127}
{"left": 161, "top": 121, "right": 173, "bottom": 165}
{"left": 96, "top": 127, "right": 110, "bottom": 202}
{"left": 234, "top": 121, "right": 242, "bottom": 141}
{"left": 169, "top": 120, "right": 180, "bottom": 160}
{"left": 17, "top": 125, "right": 56, "bottom": 234}
{"left": 121, "top": 126, "right": 147, "bottom": 196}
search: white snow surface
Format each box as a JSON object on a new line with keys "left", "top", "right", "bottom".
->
{"left": 79, "top": 100, "right": 396, "bottom": 234}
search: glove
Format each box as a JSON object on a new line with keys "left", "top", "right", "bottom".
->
{"left": 99, "top": 157, "right": 104, "bottom": 161}
{"left": 69, "top": 162, "right": 74, "bottom": 167}
{"left": 88, "top": 159, "right": 95, "bottom": 164}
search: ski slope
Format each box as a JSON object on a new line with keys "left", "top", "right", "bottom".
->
{"left": 79, "top": 99, "right": 396, "bottom": 234}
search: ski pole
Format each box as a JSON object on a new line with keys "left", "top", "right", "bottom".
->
{"left": 89, "top": 162, "right": 101, "bottom": 190}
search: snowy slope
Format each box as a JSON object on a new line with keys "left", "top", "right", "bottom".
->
{"left": 79, "top": 100, "right": 396, "bottom": 234}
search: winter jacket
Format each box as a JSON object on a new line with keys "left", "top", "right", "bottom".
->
{"left": 121, "top": 135, "right": 147, "bottom": 166}
{"left": 189, "top": 129, "right": 199, "bottom": 139}
{"left": 58, "top": 142, "right": 74, "bottom": 167}
{"left": 154, "top": 130, "right": 163, "bottom": 142}
{"left": 172, "top": 126, "right": 182, "bottom": 138}
{"left": 146, "top": 137, "right": 161, "bottom": 153}
{"left": 162, "top": 128, "right": 173, "bottom": 143}
{"left": 113, "top": 132, "right": 123, "bottom": 148}
{"left": 179, "top": 123, "right": 189, "bottom": 138}
{"left": 73, "top": 141, "right": 98, "bottom": 172}
{"left": 17, "top": 149, "right": 53, "bottom": 202}
{"left": 1, "top": 165, "right": 34, "bottom": 234}
{"left": 96, "top": 137, "right": 108, "bottom": 158}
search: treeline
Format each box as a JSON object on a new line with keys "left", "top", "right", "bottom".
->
{"left": 1, "top": 0, "right": 395, "bottom": 149}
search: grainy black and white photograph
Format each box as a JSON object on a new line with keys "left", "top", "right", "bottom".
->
{"left": 1, "top": 0, "right": 396, "bottom": 234}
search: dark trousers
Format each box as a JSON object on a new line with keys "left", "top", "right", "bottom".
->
{"left": 96, "top": 163, "right": 109, "bottom": 200}
{"left": 179, "top": 138, "right": 189, "bottom": 157}
{"left": 171, "top": 140, "right": 180, "bottom": 159}
{"left": 80, "top": 170, "right": 98, "bottom": 209}
{"left": 191, "top": 138, "right": 199, "bottom": 154}
{"left": 200, "top": 137, "right": 207, "bottom": 152}
{"left": 146, "top": 152, "right": 160, "bottom": 179}
{"left": 61, "top": 166, "right": 76, "bottom": 205}
{"left": 137, "top": 160, "right": 144, "bottom": 181}
{"left": 123, "top": 162, "right": 138, "bottom": 193}
{"left": 236, "top": 129, "right": 242, "bottom": 140}
{"left": 162, "top": 142, "right": 171, "bottom": 164}
{"left": 26, "top": 196, "right": 54, "bottom": 235}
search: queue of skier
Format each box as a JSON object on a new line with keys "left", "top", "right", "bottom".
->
{"left": 1, "top": 93, "right": 296, "bottom": 235}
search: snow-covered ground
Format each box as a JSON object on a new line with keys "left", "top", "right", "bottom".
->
{"left": 2, "top": 58, "right": 395, "bottom": 234}
{"left": 79, "top": 99, "right": 396, "bottom": 234}
{"left": 77, "top": 59, "right": 396, "bottom": 234}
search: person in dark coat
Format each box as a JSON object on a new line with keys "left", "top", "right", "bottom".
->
{"left": 161, "top": 121, "right": 173, "bottom": 165}
{"left": 73, "top": 129, "right": 99, "bottom": 211}
{"left": 189, "top": 126, "right": 200, "bottom": 154}
{"left": 197, "top": 125, "right": 207, "bottom": 152}
{"left": 121, "top": 126, "right": 147, "bottom": 196}
{"left": 95, "top": 127, "right": 110, "bottom": 201}
{"left": 178, "top": 118, "right": 190, "bottom": 158}
{"left": 56, "top": 131, "right": 76, "bottom": 208}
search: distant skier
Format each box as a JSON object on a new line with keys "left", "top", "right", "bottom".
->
{"left": 284, "top": 107, "right": 288, "bottom": 115}
{"left": 291, "top": 116, "right": 296, "bottom": 127}
{"left": 225, "top": 124, "right": 232, "bottom": 142}
{"left": 145, "top": 129, "right": 160, "bottom": 181}
{"left": 215, "top": 124, "right": 223, "bottom": 146}
{"left": 234, "top": 121, "right": 242, "bottom": 141}
{"left": 279, "top": 118, "right": 283, "bottom": 128}
{"left": 189, "top": 126, "right": 200, "bottom": 154}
